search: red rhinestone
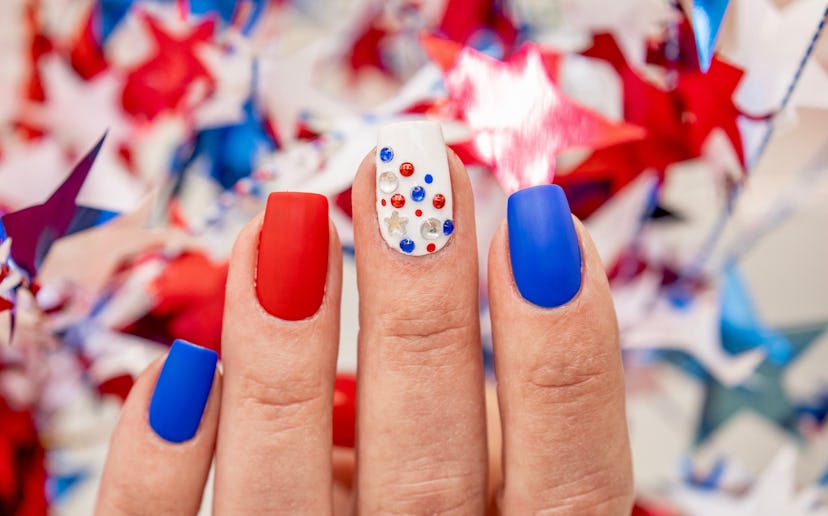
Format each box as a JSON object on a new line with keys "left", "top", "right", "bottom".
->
{"left": 415, "top": 209, "right": 422, "bottom": 217}
{"left": 381, "top": 199, "right": 386, "bottom": 206}
{"left": 432, "top": 194, "right": 445, "bottom": 209}
{"left": 427, "top": 243, "right": 436, "bottom": 252}
{"left": 399, "top": 162, "right": 414, "bottom": 177}
{"left": 391, "top": 194, "right": 405, "bottom": 208}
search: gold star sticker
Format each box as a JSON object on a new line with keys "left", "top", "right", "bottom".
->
{"left": 384, "top": 211, "right": 408, "bottom": 236}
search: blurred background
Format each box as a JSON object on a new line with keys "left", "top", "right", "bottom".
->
{"left": 1, "top": 0, "right": 828, "bottom": 514}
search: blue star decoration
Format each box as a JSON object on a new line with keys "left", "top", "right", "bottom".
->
{"left": 696, "top": 322, "right": 828, "bottom": 443}
{"left": 95, "top": 0, "right": 267, "bottom": 42}
{"left": 689, "top": 0, "right": 731, "bottom": 73}
{"left": 95, "top": 0, "right": 135, "bottom": 42}
{"left": 172, "top": 97, "right": 276, "bottom": 191}
{"left": 642, "top": 266, "right": 828, "bottom": 442}
{"left": 0, "top": 133, "right": 118, "bottom": 279}
{"left": 720, "top": 266, "right": 793, "bottom": 365}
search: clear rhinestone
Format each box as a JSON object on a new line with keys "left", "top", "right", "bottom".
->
{"left": 378, "top": 171, "right": 399, "bottom": 194}
{"left": 421, "top": 218, "right": 441, "bottom": 240}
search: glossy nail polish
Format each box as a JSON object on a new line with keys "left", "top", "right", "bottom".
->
{"left": 149, "top": 339, "right": 218, "bottom": 443}
{"left": 376, "top": 120, "right": 454, "bottom": 256}
{"left": 507, "top": 185, "right": 582, "bottom": 308}
{"left": 256, "top": 192, "right": 329, "bottom": 320}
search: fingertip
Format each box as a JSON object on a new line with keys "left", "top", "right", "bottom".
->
{"left": 97, "top": 342, "right": 221, "bottom": 515}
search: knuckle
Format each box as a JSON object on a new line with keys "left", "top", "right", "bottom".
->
{"left": 373, "top": 465, "right": 484, "bottom": 515}
{"left": 234, "top": 367, "right": 325, "bottom": 428}
{"left": 101, "top": 480, "right": 179, "bottom": 516}
{"left": 534, "top": 478, "right": 634, "bottom": 515}
{"left": 376, "top": 300, "right": 475, "bottom": 364}
{"left": 519, "top": 347, "right": 617, "bottom": 410}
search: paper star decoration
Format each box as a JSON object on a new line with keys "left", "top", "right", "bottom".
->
{"left": 384, "top": 211, "right": 408, "bottom": 236}
{"left": 672, "top": 446, "right": 828, "bottom": 515}
{"left": 561, "top": 33, "right": 745, "bottom": 217}
{"left": 541, "top": 0, "right": 675, "bottom": 68}
{"left": 0, "top": 134, "right": 114, "bottom": 278}
{"left": 690, "top": 0, "right": 732, "bottom": 73}
{"left": 422, "top": 35, "right": 645, "bottom": 194}
{"left": 697, "top": 321, "right": 828, "bottom": 441}
{"left": 174, "top": 97, "right": 276, "bottom": 191}
{"left": 29, "top": 56, "right": 131, "bottom": 154}
{"left": 256, "top": 36, "right": 349, "bottom": 145}
{"left": 121, "top": 14, "right": 215, "bottom": 121}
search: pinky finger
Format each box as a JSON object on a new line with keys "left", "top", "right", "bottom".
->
{"left": 96, "top": 340, "right": 220, "bottom": 515}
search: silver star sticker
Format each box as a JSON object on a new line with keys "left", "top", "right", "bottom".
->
{"left": 384, "top": 211, "right": 408, "bottom": 236}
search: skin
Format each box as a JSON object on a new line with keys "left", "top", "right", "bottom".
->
{"left": 95, "top": 149, "right": 633, "bottom": 515}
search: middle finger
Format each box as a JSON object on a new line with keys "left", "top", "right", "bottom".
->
{"left": 353, "top": 120, "right": 487, "bottom": 513}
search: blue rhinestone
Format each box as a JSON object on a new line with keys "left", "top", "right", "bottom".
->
{"left": 443, "top": 219, "right": 454, "bottom": 235}
{"left": 411, "top": 186, "right": 425, "bottom": 202}
{"left": 379, "top": 147, "right": 394, "bottom": 162}
{"left": 399, "top": 238, "right": 415, "bottom": 253}
{"left": 424, "top": 174, "right": 433, "bottom": 184}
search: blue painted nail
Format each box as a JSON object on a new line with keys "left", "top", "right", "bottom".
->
{"left": 508, "top": 185, "right": 582, "bottom": 308}
{"left": 149, "top": 339, "right": 217, "bottom": 443}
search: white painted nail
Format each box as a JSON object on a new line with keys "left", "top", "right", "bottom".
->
{"left": 376, "top": 120, "right": 454, "bottom": 256}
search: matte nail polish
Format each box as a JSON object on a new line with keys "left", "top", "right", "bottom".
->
{"left": 149, "top": 339, "right": 218, "bottom": 443}
{"left": 376, "top": 120, "right": 454, "bottom": 256}
{"left": 507, "top": 185, "right": 582, "bottom": 308}
{"left": 256, "top": 192, "right": 329, "bottom": 320}
{"left": 332, "top": 374, "right": 356, "bottom": 448}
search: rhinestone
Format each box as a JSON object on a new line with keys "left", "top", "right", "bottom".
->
{"left": 400, "top": 162, "right": 414, "bottom": 177}
{"left": 421, "top": 218, "right": 442, "bottom": 240}
{"left": 443, "top": 219, "right": 454, "bottom": 235}
{"left": 399, "top": 238, "right": 415, "bottom": 253}
{"left": 391, "top": 194, "right": 405, "bottom": 208}
{"left": 411, "top": 186, "right": 425, "bottom": 202}
{"left": 384, "top": 211, "right": 408, "bottom": 236}
{"left": 427, "top": 243, "right": 436, "bottom": 253}
{"left": 378, "top": 171, "right": 399, "bottom": 194}
{"left": 424, "top": 174, "right": 433, "bottom": 184}
{"left": 432, "top": 194, "right": 446, "bottom": 209}
{"left": 379, "top": 147, "right": 394, "bottom": 162}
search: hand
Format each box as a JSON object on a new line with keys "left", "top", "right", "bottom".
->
{"left": 95, "top": 121, "right": 633, "bottom": 515}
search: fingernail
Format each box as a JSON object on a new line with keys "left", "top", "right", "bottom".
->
{"left": 256, "top": 192, "right": 329, "bottom": 320}
{"left": 149, "top": 339, "right": 218, "bottom": 443}
{"left": 376, "top": 120, "right": 454, "bottom": 256}
{"left": 332, "top": 374, "right": 356, "bottom": 448}
{"left": 507, "top": 185, "right": 582, "bottom": 308}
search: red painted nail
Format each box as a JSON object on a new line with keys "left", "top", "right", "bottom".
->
{"left": 256, "top": 192, "right": 329, "bottom": 320}
{"left": 332, "top": 374, "right": 356, "bottom": 448}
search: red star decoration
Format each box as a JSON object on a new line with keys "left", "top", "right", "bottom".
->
{"left": 437, "top": 0, "right": 518, "bottom": 53}
{"left": 121, "top": 14, "right": 216, "bottom": 121}
{"left": 559, "top": 33, "right": 745, "bottom": 219}
{"left": 69, "top": 10, "right": 109, "bottom": 80}
{"left": 422, "top": 35, "right": 645, "bottom": 193}
{"left": 122, "top": 252, "right": 227, "bottom": 354}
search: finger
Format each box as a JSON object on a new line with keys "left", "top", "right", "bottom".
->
{"left": 489, "top": 185, "right": 633, "bottom": 513}
{"left": 214, "top": 192, "right": 342, "bottom": 514}
{"left": 96, "top": 340, "right": 219, "bottom": 515}
{"left": 353, "top": 120, "right": 487, "bottom": 513}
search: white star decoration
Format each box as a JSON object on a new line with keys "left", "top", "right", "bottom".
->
{"left": 384, "top": 211, "right": 408, "bottom": 236}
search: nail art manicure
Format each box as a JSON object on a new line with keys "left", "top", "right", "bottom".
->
{"left": 149, "top": 339, "right": 218, "bottom": 443}
{"left": 256, "top": 192, "right": 329, "bottom": 320}
{"left": 332, "top": 374, "right": 356, "bottom": 448}
{"left": 508, "top": 185, "right": 582, "bottom": 308}
{"left": 376, "top": 120, "right": 454, "bottom": 256}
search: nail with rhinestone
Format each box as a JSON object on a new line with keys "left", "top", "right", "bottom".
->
{"left": 379, "top": 171, "right": 398, "bottom": 194}
{"left": 421, "top": 218, "right": 441, "bottom": 240}
{"left": 376, "top": 120, "right": 453, "bottom": 256}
